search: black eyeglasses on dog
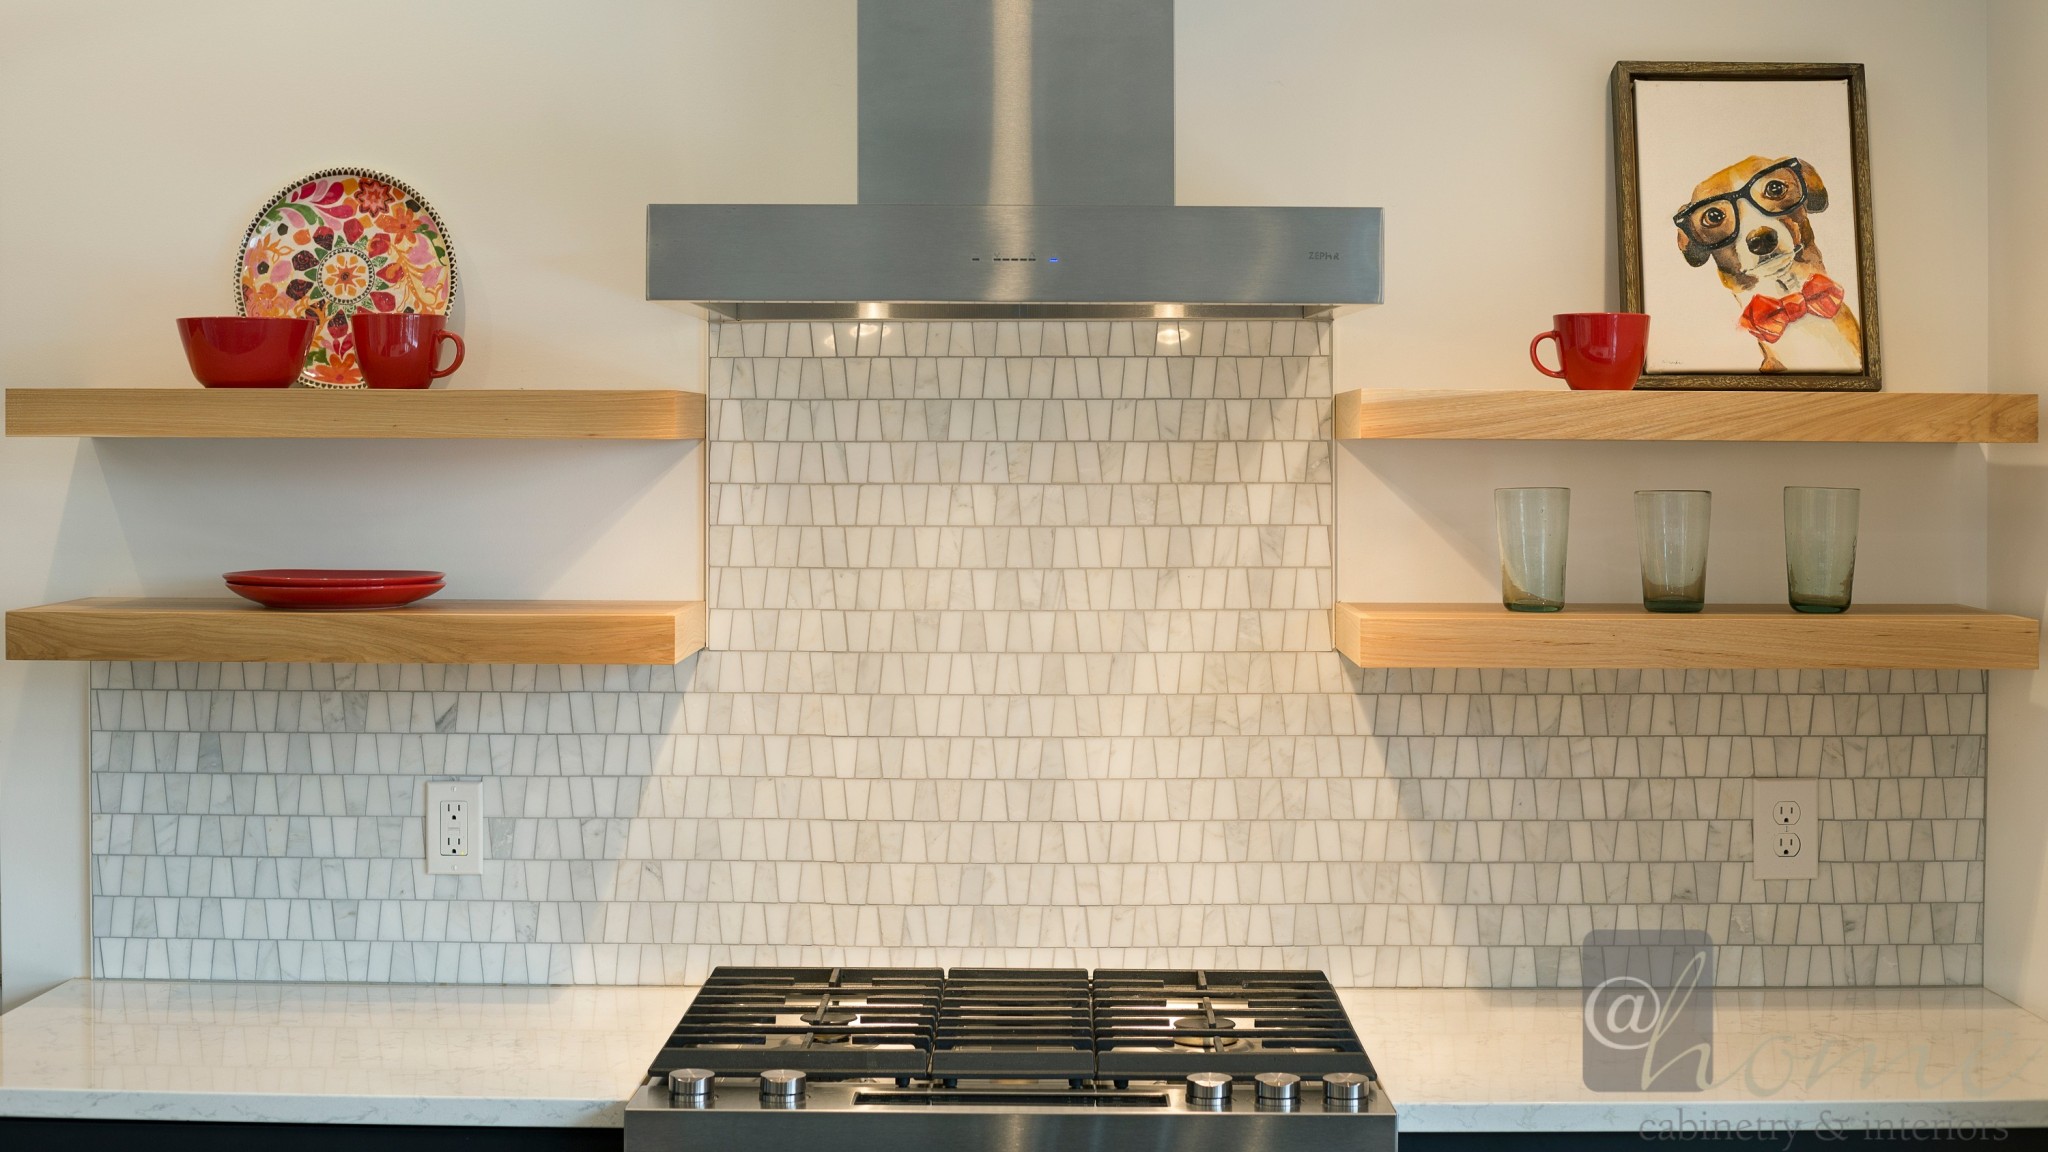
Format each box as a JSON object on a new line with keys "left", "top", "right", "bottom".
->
{"left": 1672, "top": 159, "right": 1809, "bottom": 250}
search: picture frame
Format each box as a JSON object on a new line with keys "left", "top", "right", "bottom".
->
{"left": 1612, "top": 61, "right": 1881, "bottom": 391}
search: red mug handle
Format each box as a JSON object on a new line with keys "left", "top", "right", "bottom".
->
{"left": 431, "top": 330, "right": 465, "bottom": 379}
{"left": 1529, "top": 330, "right": 1566, "bottom": 379}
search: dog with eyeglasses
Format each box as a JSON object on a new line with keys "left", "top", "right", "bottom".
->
{"left": 1674, "top": 156, "right": 1861, "bottom": 372}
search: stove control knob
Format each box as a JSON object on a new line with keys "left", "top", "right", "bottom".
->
{"left": 667, "top": 1068, "right": 716, "bottom": 1101}
{"left": 1322, "top": 1072, "right": 1370, "bottom": 1106}
{"left": 1254, "top": 1072, "right": 1301, "bottom": 1105}
{"left": 759, "top": 1069, "right": 807, "bottom": 1101}
{"left": 1184, "top": 1072, "right": 1233, "bottom": 1105}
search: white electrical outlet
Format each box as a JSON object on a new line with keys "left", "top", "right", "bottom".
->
{"left": 1752, "top": 779, "right": 1819, "bottom": 881}
{"left": 426, "top": 781, "right": 483, "bottom": 876}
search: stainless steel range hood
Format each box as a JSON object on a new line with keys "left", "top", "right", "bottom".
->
{"left": 647, "top": 0, "right": 1382, "bottom": 321}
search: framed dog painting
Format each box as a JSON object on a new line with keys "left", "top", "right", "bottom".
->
{"left": 1613, "top": 62, "right": 1881, "bottom": 391}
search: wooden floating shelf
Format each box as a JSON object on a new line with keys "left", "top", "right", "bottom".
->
{"left": 5, "top": 599, "right": 706, "bottom": 665}
{"left": 5, "top": 388, "right": 705, "bottom": 440}
{"left": 1332, "top": 603, "right": 2039, "bottom": 669}
{"left": 1331, "top": 389, "right": 2037, "bottom": 443}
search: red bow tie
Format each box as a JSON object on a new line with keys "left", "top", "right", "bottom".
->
{"left": 1740, "top": 273, "right": 1846, "bottom": 343}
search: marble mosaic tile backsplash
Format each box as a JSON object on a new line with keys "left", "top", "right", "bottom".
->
{"left": 87, "top": 320, "right": 1986, "bottom": 988}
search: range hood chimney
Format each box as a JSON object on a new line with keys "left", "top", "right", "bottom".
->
{"left": 648, "top": 0, "right": 1382, "bottom": 320}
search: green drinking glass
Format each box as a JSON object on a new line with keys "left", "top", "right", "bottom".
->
{"left": 1636, "top": 490, "right": 1711, "bottom": 613}
{"left": 1495, "top": 487, "right": 1569, "bottom": 612}
{"left": 1784, "top": 486, "right": 1859, "bottom": 613}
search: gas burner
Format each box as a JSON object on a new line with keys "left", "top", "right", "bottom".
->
{"left": 650, "top": 967, "right": 942, "bottom": 1080}
{"left": 1169, "top": 1013, "right": 1247, "bottom": 1050}
{"left": 1093, "top": 969, "right": 1378, "bottom": 1079}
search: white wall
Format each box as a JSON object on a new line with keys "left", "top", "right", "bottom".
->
{"left": 0, "top": 0, "right": 2012, "bottom": 1007}
{"left": 0, "top": 0, "right": 854, "bottom": 1009}
{"left": 1986, "top": 0, "right": 2048, "bottom": 1018}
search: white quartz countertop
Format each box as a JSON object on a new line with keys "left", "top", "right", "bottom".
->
{"left": 2, "top": 980, "right": 2045, "bottom": 1133}
{"left": 1345, "top": 987, "right": 2048, "bottom": 1134}
{"left": 0, "top": 979, "right": 694, "bottom": 1127}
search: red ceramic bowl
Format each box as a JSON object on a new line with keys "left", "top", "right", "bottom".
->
{"left": 177, "top": 317, "right": 317, "bottom": 388}
{"left": 224, "top": 569, "right": 445, "bottom": 587}
{"left": 226, "top": 581, "right": 444, "bottom": 610}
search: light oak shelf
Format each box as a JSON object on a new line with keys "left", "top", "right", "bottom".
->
{"left": 6, "top": 598, "right": 706, "bottom": 665}
{"left": 5, "top": 388, "right": 705, "bottom": 440}
{"left": 1332, "top": 603, "right": 2039, "bottom": 669}
{"left": 1332, "top": 389, "right": 2037, "bottom": 442}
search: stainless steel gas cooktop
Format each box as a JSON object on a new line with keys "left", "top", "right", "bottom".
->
{"left": 624, "top": 967, "right": 1395, "bottom": 1152}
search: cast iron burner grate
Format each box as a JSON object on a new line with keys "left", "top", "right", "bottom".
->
{"left": 932, "top": 968, "right": 1095, "bottom": 1084}
{"left": 647, "top": 966, "right": 1379, "bottom": 1088}
{"left": 650, "top": 966, "right": 941, "bottom": 1080}
{"left": 1091, "top": 969, "right": 1378, "bottom": 1080}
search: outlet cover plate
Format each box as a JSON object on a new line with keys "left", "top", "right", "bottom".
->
{"left": 426, "top": 780, "right": 483, "bottom": 876}
{"left": 1752, "top": 779, "right": 1819, "bottom": 881}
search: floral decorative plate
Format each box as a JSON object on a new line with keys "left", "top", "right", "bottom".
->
{"left": 236, "top": 168, "right": 456, "bottom": 387}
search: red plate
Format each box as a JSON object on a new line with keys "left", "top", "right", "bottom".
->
{"left": 224, "top": 568, "right": 445, "bottom": 587}
{"left": 226, "top": 581, "right": 444, "bottom": 610}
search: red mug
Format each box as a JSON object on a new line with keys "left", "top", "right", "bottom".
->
{"left": 1529, "top": 313, "right": 1649, "bottom": 390}
{"left": 350, "top": 313, "right": 464, "bottom": 389}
